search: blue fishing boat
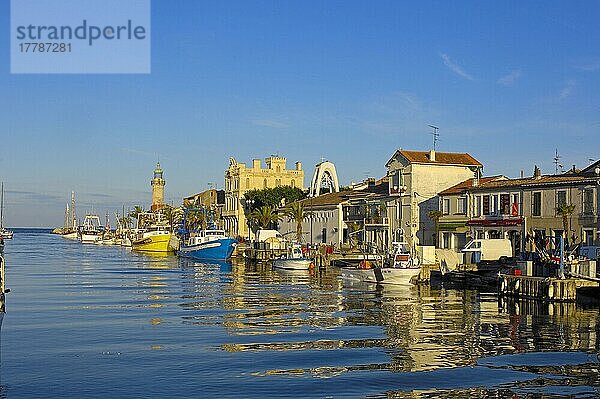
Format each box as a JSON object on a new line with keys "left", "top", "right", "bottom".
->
{"left": 177, "top": 208, "right": 237, "bottom": 261}
{"left": 178, "top": 229, "right": 237, "bottom": 260}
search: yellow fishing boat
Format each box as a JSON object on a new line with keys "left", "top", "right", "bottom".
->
{"left": 131, "top": 225, "right": 176, "bottom": 253}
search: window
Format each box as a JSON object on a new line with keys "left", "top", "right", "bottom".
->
{"left": 457, "top": 197, "right": 467, "bottom": 214}
{"left": 442, "top": 232, "right": 450, "bottom": 249}
{"left": 532, "top": 192, "right": 542, "bottom": 216}
{"left": 483, "top": 195, "right": 490, "bottom": 215}
{"left": 475, "top": 196, "right": 482, "bottom": 217}
{"left": 511, "top": 193, "right": 520, "bottom": 216}
{"left": 442, "top": 198, "right": 450, "bottom": 215}
{"left": 583, "top": 188, "right": 594, "bottom": 214}
{"left": 246, "top": 178, "right": 250, "bottom": 189}
{"left": 291, "top": 179, "right": 295, "bottom": 188}
{"left": 557, "top": 190, "right": 567, "bottom": 208}
{"left": 500, "top": 194, "right": 510, "bottom": 215}
{"left": 584, "top": 229, "right": 595, "bottom": 246}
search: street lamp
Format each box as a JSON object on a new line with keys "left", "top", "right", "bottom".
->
{"left": 245, "top": 198, "right": 255, "bottom": 242}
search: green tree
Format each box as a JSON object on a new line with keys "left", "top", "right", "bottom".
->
{"left": 128, "top": 206, "right": 145, "bottom": 227}
{"left": 283, "top": 202, "right": 312, "bottom": 242}
{"left": 427, "top": 210, "right": 444, "bottom": 247}
{"left": 243, "top": 186, "right": 306, "bottom": 213}
{"left": 249, "top": 205, "right": 281, "bottom": 229}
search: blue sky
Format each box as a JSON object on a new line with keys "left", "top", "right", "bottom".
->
{"left": 1, "top": 1, "right": 600, "bottom": 227}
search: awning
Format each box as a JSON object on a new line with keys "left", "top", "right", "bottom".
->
{"left": 467, "top": 218, "right": 523, "bottom": 227}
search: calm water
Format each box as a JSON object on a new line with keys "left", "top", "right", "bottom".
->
{"left": 0, "top": 229, "right": 598, "bottom": 398}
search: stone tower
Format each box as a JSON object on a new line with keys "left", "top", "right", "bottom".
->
{"left": 151, "top": 162, "right": 165, "bottom": 211}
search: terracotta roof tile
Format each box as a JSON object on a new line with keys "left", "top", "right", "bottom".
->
{"left": 439, "top": 176, "right": 506, "bottom": 195}
{"left": 397, "top": 150, "right": 482, "bottom": 166}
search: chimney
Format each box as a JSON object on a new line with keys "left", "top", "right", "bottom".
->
{"left": 295, "top": 161, "right": 302, "bottom": 171}
{"left": 533, "top": 165, "right": 542, "bottom": 179}
{"left": 253, "top": 159, "right": 261, "bottom": 169}
{"left": 520, "top": 170, "right": 524, "bottom": 179}
{"left": 429, "top": 149, "right": 436, "bottom": 162}
{"left": 572, "top": 165, "right": 576, "bottom": 173}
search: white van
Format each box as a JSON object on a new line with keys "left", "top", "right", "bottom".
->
{"left": 462, "top": 238, "right": 513, "bottom": 264}
{"left": 579, "top": 246, "right": 600, "bottom": 260}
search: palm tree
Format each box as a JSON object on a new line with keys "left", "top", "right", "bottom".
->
{"left": 283, "top": 202, "right": 312, "bottom": 242}
{"left": 128, "top": 205, "right": 145, "bottom": 227}
{"left": 347, "top": 222, "right": 362, "bottom": 250}
{"left": 249, "top": 205, "right": 280, "bottom": 229}
{"left": 556, "top": 203, "right": 576, "bottom": 242}
{"left": 427, "top": 210, "right": 444, "bottom": 247}
{"left": 186, "top": 210, "right": 207, "bottom": 231}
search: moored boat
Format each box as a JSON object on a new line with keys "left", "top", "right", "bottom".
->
{"left": 0, "top": 183, "right": 12, "bottom": 240}
{"left": 78, "top": 214, "right": 105, "bottom": 244}
{"left": 178, "top": 229, "right": 237, "bottom": 260}
{"left": 340, "top": 242, "right": 421, "bottom": 286}
{"left": 131, "top": 225, "right": 175, "bottom": 253}
{"left": 130, "top": 213, "right": 176, "bottom": 254}
{"left": 272, "top": 244, "right": 313, "bottom": 270}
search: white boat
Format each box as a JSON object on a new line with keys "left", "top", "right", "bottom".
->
{"left": 272, "top": 244, "right": 313, "bottom": 270}
{"left": 78, "top": 215, "right": 105, "bottom": 244}
{"left": 340, "top": 242, "right": 421, "bottom": 286}
{"left": 0, "top": 183, "right": 13, "bottom": 240}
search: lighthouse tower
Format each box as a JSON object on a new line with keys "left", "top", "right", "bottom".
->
{"left": 151, "top": 162, "right": 165, "bottom": 211}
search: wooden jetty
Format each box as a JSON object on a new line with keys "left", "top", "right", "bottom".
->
{"left": 498, "top": 274, "right": 599, "bottom": 302}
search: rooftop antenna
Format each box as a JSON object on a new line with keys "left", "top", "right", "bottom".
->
{"left": 553, "top": 149, "right": 561, "bottom": 174}
{"left": 428, "top": 125, "right": 440, "bottom": 151}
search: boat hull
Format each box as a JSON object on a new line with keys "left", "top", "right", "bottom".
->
{"left": 341, "top": 267, "right": 420, "bottom": 286}
{"left": 178, "top": 238, "right": 237, "bottom": 261}
{"left": 273, "top": 258, "right": 312, "bottom": 270}
{"left": 0, "top": 231, "right": 13, "bottom": 240}
{"left": 132, "top": 233, "right": 175, "bottom": 253}
{"left": 80, "top": 233, "right": 102, "bottom": 244}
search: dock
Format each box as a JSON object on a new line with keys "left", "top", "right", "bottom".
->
{"left": 498, "top": 274, "right": 599, "bottom": 302}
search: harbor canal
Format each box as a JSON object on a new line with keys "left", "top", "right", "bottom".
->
{"left": 0, "top": 229, "right": 598, "bottom": 398}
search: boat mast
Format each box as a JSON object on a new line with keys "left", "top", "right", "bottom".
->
{"left": 71, "top": 191, "right": 76, "bottom": 230}
{"left": 1, "top": 182, "right": 4, "bottom": 230}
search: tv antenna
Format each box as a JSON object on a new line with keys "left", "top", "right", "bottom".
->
{"left": 553, "top": 149, "right": 561, "bottom": 174}
{"left": 428, "top": 125, "right": 440, "bottom": 151}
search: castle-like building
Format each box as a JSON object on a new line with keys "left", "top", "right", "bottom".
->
{"left": 222, "top": 156, "right": 304, "bottom": 238}
{"left": 151, "top": 162, "right": 165, "bottom": 211}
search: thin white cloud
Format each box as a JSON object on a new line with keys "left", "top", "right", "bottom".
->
{"left": 252, "top": 119, "right": 289, "bottom": 129}
{"left": 497, "top": 70, "right": 522, "bottom": 86}
{"left": 573, "top": 58, "right": 600, "bottom": 71}
{"left": 440, "top": 53, "right": 474, "bottom": 81}
{"left": 559, "top": 79, "right": 576, "bottom": 99}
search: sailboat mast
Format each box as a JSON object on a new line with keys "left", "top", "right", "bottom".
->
{"left": 1, "top": 182, "right": 4, "bottom": 230}
{"left": 71, "top": 191, "right": 76, "bottom": 229}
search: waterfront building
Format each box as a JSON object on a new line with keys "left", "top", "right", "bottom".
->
{"left": 385, "top": 149, "right": 483, "bottom": 250}
{"left": 437, "top": 176, "right": 507, "bottom": 251}
{"left": 222, "top": 156, "right": 304, "bottom": 238}
{"left": 183, "top": 189, "right": 225, "bottom": 229}
{"left": 438, "top": 162, "right": 600, "bottom": 256}
{"left": 279, "top": 177, "right": 394, "bottom": 250}
{"left": 150, "top": 162, "right": 166, "bottom": 211}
